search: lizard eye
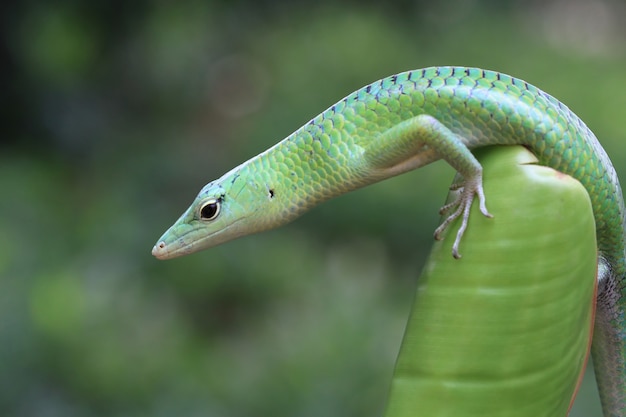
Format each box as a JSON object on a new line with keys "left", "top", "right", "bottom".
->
{"left": 199, "top": 199, "right": 220, "bottom": 220}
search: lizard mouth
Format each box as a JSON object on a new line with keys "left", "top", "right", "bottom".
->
{"left": 152, "top": 217, "right": 246, "bottom": 260}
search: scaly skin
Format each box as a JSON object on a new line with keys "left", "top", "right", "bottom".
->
{"left": 152, "top": 66, "right": 625, "bottom": 416}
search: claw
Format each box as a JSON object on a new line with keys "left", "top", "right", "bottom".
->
{"left": 434, "top": 174, "right": 493, "bottom": 258}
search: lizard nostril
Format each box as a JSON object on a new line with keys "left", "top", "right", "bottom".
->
{"left": 152, "top": 242, "right": 167, "bottom": 258}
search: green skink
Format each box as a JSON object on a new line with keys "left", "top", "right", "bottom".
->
{"left": 152, "top": 66, "right": 625, "bottom": 416}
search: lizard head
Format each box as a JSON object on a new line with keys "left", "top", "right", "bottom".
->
{"left": 152, "top": 167, "right": 287, "bottom": 260}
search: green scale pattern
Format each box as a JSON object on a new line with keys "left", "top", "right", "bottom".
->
{"left": 244, "top": 67, "right": 624, "bottom": 268}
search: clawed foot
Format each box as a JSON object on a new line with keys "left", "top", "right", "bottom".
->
{"left": 433, "top": 174, "right": 493, "bottom": 259}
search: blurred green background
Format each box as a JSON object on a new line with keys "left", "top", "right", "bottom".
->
{"left": 3, "top": 0, "right": 626, "bottom": 416}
